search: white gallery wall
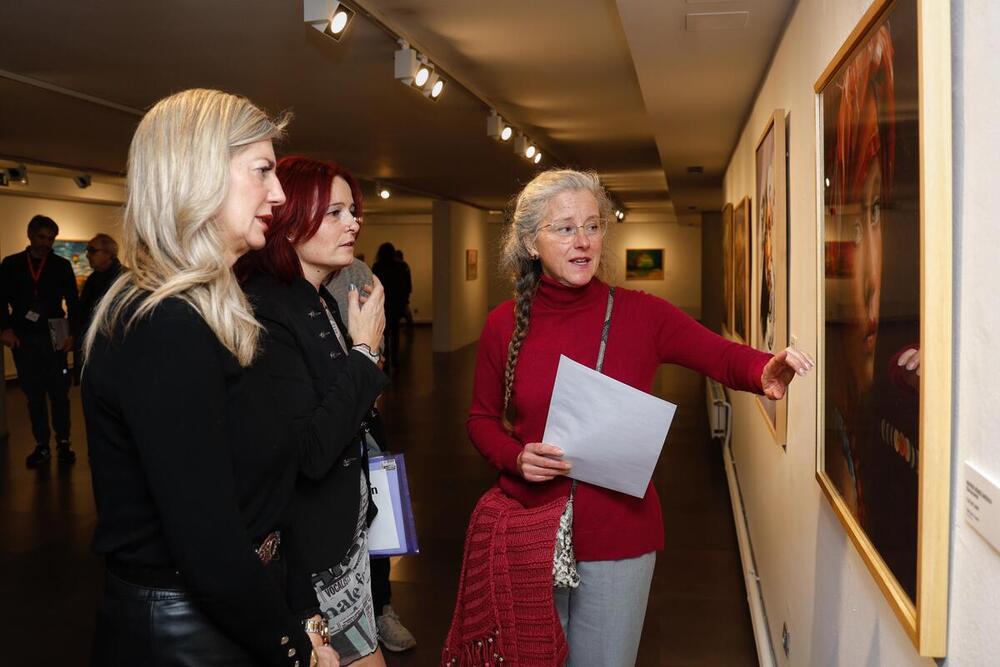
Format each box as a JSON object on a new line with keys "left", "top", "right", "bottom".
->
{"left": 432, "top": 200, "right": 488, "bottom": 351}
{"left": 722, "top": 0, "right": 998, "bottom": 664}
{"left": 944, "top": 0, "right": 1000, "bottom": 664}
{"left": 356, "top": 214, "right": 432, "bottom": 323}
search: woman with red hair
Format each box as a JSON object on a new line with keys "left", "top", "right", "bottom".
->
{"left": 826, "top": 24, "right": 900, "bottom": 523}
{"left": 237, "top": 156, "right": 389, "bottom": 666}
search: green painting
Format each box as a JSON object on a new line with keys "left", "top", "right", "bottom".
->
{"left": 625, "top": 248, "right": 664, "bottom": 280}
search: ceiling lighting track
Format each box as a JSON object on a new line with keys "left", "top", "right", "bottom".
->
{"left": 342, "top": 0, "right": 564, "bottom": 166}
{"left": 0, "top": 69, "right": 143, "bottom": 117}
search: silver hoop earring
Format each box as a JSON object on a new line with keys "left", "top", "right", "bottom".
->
{"left": 286, "top": 235, "right": 294, "bottom": 242}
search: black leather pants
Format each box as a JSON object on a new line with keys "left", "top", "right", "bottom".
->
{"left": 90, "top": 571, "right": 257, "bottom": 666}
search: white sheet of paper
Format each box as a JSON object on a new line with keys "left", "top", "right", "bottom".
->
{"left": 542, "top": 355, "right": 677, "bottom": 498}
{"left": 367, "top": 468, "right": 401, "bottom": 551}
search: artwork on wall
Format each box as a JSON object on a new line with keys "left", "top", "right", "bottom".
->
{"left": 752, "top": 110, "right": 789, "bottom": 446}
{"left": 625, "top": 248, "right": 664, "bottom": 280}
{"left": 732, "top": 197, "right": 750, "bottom": 343}
{"left": 465, "top": 249, "right": 478, "bottom": 281}
{"left": 815, "top": 0, "right": 952, "bottom": 655}
{"left": 53, "top": 240, "right": 91, "bottom": 293}
{"left": 722, "top": 203, "right": 734, "bottom": 335}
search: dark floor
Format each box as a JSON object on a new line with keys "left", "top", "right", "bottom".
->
{"left": 0, "top": 326, "right": 756, "bottom": 666}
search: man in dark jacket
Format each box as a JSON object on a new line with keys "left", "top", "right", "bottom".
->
{"left": 79, "top": 233, "right": 123, "bottom": 337}
{"left": 0, "top": 215, "right": 80, "bottom": 466}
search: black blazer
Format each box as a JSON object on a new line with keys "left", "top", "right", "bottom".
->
{"left": 83, "top": 297, "right": 310, "bottom": 666}
{"left": 243, "top": 274, "right": 388, "bottom": 614}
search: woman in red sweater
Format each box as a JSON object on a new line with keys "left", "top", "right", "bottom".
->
{"left": 465, "top": 169, "right": 813, "bottom": 665}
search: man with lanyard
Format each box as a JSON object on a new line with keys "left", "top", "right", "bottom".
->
{"left": 0, "top": 215, "right": 80, "bottom": 467}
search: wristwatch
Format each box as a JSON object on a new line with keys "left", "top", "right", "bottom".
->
{"left": 303, "top": 617, "right": 329, "bottom": 645}
{"left": 352, "top": 343, "right": 381, "bottom": 365}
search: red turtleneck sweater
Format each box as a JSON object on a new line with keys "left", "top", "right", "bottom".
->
{"left": 468, "top": 275, "right": 771, "bottom": 561}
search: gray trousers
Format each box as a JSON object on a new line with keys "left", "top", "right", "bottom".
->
{"left": 553, "top": 552, "right": 656, "bottom": 667}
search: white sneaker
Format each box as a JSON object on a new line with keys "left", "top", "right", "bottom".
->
{"left": 376, "top": 604, "right": 417, "bottom": 652}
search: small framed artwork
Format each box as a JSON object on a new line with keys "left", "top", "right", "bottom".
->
{"left": 53, "top": 239, "right": 92, "bottom": 293}
{"left": 753, "top": 109, "right": 789, "bottom": 446}
{"left": 722, "top": 203, "right": 734, "bottom": 336}
{"left": 815, "top": 0, "right": 952, "bottom": 655}
{"left": 625, "top": 248, "right": 664, "bottom": 280}
{"left": 732, "top": 197, "right": 751, "bottom": 343}
{"left": 465, "top": 249, "right": 478, "bottom": 281}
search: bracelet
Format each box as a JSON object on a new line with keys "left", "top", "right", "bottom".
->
{"left": 303, "top": 617, "right": 329, "bottom": 645}
{"left": 352, "top": 343, "right": 380, "bottom": 364}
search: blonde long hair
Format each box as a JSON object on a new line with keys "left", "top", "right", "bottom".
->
{"left": 83, "top": 88, "right": 289, "bottom": 366}
{"left": 497, "top": 169, "right": 614, "bottom": 430}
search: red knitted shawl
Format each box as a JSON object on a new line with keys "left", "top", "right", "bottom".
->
{"left": 442, "top": 486, "right": 568, "bottom": 666}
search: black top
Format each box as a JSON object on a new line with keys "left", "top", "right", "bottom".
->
{"left": 82, "top": 296, "right": 311, "bottom": 666}
{"left": 372, "top": 259, "right": 409, "bottom": 317}
{"left": 243, "top": 275, "right": 388, "bottom": 614}
{"left": 0, "top": 248, "right": 80, "bottom": 337}
{"left": 79, "top": 258, "right": 122, "bottom": 337}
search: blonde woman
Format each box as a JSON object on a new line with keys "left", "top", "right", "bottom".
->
{"left": 83, "top": 90, "right": 336, "bottom": 667}
{"left": 459, "top": 169, "right": 813, "bottom": 665}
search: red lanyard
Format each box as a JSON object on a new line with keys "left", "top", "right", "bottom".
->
{"left": 26, "top": 252, "right": 48, "bottom": 299}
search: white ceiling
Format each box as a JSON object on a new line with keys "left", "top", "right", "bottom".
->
{"left": 0, "top": 0, "right": 794, "bottom": 221}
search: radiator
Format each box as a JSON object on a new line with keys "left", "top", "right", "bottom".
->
{"left": 705, "top": 378, "right": 731, "bottom": 440}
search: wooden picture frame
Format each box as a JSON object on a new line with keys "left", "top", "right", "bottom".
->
{"left": 732, "top": 196, "right": 751, "bottom": 343}
{"left": 465, "top": 248, "right": 478, "bottom": 281}
{"left": 722, "top": 202, "right": 734, "bottom": 336}
{"left": 752, "top": 111, "right": 789, "bottom": 447}
{"left": 814, "top": 0, "right": 951, "bottom": 655}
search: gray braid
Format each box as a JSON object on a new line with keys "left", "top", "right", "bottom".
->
{"left": 501, "top": 260, "right": 541, "bottom": 432}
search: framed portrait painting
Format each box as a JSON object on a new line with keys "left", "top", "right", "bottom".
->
{"left": 732, "top": 197, "right": 750, "bottom": 343}
{"left": 814, "top": 0, "right": 951, "bottom": 655}
{"left": 753, "top": 110, "right": 788, "bottom": 446}
{"left": 625, "top": 248, "right": 664, "bottom": 280}
{"left": 722, "top": 203, "right": 734, "bottom": 336}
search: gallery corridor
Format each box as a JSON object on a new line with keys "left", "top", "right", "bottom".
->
{"left": 0, "top": 326, "right": 755, "bottom": 666}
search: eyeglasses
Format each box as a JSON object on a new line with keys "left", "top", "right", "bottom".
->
{"left": 537, "top": 219, "right": 608, "bottom": 241}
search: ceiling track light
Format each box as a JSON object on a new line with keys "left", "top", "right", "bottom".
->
{"left": 376, "top": 182, "right": 391, "bottom": 200}
{"left": 73, "top": 174, "right": 92, "bottom": 189}
{"left": 533, "top": 152, "right": 542, "bottom": 164}
{"left": 514, "top": 133, "right": 538, "bottom": 160}
{"left": 304, "top": 0, "right": 356, "bottom": 42}
{"left": 394, "top": 41, "right": 419, "bottom": 85}
{"left": 423, "top": 71, "right": 445, "bottom": 101}
{"left": 6, "top": 164, "right": 28, "bottom": 185}
{"left": 414, "top": 55, "right": 432, "bottom": 88}
{"left": 487, "top": 111, "right": 512, "bottom": 142}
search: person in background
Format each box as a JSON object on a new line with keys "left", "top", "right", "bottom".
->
{"left": 79, "top": 233, "right": 123, "bottom": 345}
{"left": 371, "top": 243, "right": 406, "bottom": 373}
{"left": 238, "top": 155, "right": 390, "bottom": 666}
{"left": 394, "top": 249, "right": 413, "bottom": 329}
{"left": 0, "top": 214, "right": 80, "bottom": 467}
{"left": 326, "top": 257, "right": 418, "bottom": 653}
{"left": 83, "top": 89, "right": 336, "bottom": 667}
{"left": 458, "top": 169, "right": 813, "bottom": 666}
